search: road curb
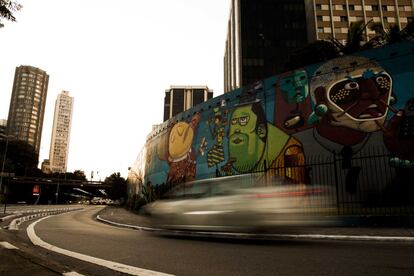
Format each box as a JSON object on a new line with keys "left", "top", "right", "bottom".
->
{"left": 7, "top": 208, "right": 83, "bottom": 230}
{"left": 96, "top": 215, "right": 414, "bottom": 243}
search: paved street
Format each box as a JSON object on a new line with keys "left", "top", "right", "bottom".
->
{"left": 1, "top": 206, "right": 414, "bottom": 275}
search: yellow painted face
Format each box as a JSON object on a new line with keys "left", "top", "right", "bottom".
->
{"left": 169, "top": 122, "right": 194, "bottom": 160}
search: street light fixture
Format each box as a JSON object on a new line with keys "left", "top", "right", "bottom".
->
{"left": 1, "top": 134, "right": 14, "bottom": 214}
{"left": 0, "top": 134, "right": 14, "bottom": 194}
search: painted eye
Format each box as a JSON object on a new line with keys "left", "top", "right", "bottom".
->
{"left": 344, "top": 82, "right": 359, "bottom": 90}
{"left": 376, "top": 76, "right": 384, "bottom": 83}
{"left": 232, "top": 118, "right": 238, "bottom": 125}
{"left": 239, "top": 116, "right": 249, "bottom": 126}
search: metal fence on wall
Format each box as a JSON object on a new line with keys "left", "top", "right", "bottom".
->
{"left": 265, "top": 146, "right": 414, "bottom": 216}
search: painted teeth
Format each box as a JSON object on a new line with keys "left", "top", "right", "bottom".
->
{"left": 368, "top": 104, "right": 378, "bottom": 108}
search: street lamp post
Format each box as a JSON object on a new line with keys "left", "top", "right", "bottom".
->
{"left": 1, "top": 134, "right": 13, "bottom": 214}
{"left": 0, "top": 135, "right": 11, "bottom": 194}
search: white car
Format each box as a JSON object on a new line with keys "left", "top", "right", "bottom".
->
{"left": 145, "top": 174, "right": 338, "bottom": 233}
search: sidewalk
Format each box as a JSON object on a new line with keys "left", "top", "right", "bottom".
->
{"left": 97, "top": 206, "right": 414, "bottom": 241}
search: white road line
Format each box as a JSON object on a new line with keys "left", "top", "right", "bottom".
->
{"left": 97, "top": 215, "right": 414, "bottom": 243}
{"left": 62, "top": 272, "right": 85, "bottom": 276}
{"left": 27, "top": 216, "right": 174, "bottom": 276}
{"left": 0, "top": 241, "right": 19, "bottom": 250}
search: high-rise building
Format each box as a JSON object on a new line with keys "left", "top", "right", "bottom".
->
{"left": 305, "top": 0, "right": 414, "bottom": 44}
{"left": 0, "top": 119, "right": 6, "bottom": 139}
{"left": 47, "top": 91, "right": 74, "bottom": 173}
{"left": 163, "top": 86, "right": 213, "bottom": 121}
{"left": 224, "top": 0, "right": 309, "bottom": 92}
{"left": 224, "top": 0, "right": 414, "bottom": 93}
{"left": 6, "top": 65, "right": 49, "bottom": 155}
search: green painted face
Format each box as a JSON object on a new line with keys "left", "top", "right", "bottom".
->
{"left": 279, "top": 70, "right": 309, "bottom": 103}
{"left": 229, "top": 104, "right": 265, "bottom": 172}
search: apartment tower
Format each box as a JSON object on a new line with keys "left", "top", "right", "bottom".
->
{"left": 163, "top": 86, "right": 213, "bottom": 121}
{"left": 224, "top": 0, "right": 309, "bottom": 93}
{"left": 48, "top": 91, "right": 74, "bottom": 173}
{"left": 6, "top": 65, "right": 49, "bottom": 156}
{"left": 305, "top": 0, "right": 414, "bottom": 44}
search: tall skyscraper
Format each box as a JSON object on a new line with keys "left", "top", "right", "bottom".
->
{"left": 224, "top": 0, "right": 309, "bottom": 92}
{"left": 224, "top": 0, "right": 414, "bottom": 93}
{"left": 163, "top": 86, "right": 213, "bottom": 121}
{"left": 0, "top": 119, "right": 6, "bottom": 139}
{"left": 305, "top": 0, "right": 414, "bottom": 44}
{"left": 6, "top": 65, "right": 49, "bottom": 155}
{"left": 47, "top": 91, "right": 74, "bottom": 173}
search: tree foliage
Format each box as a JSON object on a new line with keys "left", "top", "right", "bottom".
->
{"left": 0, "top": 0, "right": 22, "bottom": 28}
{"left": 285, "top": 20, "right": 414, "bottom": 71}
{"left": 285, "top": 40, "right": 341, "bottom": 71}
{"left": 0, "top": 139, "right": 38, "bottom": 176}
{"left": 49, "top": 170, "right": 87, "bottom": 181}
{"left": 104, "top": 172, "right": 127, "bottom": 200}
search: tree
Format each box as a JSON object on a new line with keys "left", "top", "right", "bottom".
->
{"left": 285, "top": 40, "right": 341, "bottom": 71}
{"left": 72, "top": 170, "right": 87, "bottom": 180}
{"left": 0, "top": 0, "right": 22, "bottom": 28}
{"left": 0, "top": 139, "right": 38, "bottom": 176}
{"left": 104, "top": 172, "right": 127, "bottom": 201}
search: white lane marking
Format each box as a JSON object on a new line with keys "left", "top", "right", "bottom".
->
{"left": 97, "top": 215, "right": 414, "bottom": 243}
{"left": 0, "top": 241, "right": 19, "bottom": 250}
{"left": 63, "top": 272, "right": 85, "bottom": 276}
{"left": 27, "top": 216, "right": 174, "bottom": 276}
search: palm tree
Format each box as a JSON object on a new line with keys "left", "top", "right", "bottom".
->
{"left": 0, "top": 0, "right": 22, "bottom": 28}
{"left": 330, "top": 20, "right": 374, "bottom": 55}
{"left": 284, "top": 40, "right": 341, "bottom": 71}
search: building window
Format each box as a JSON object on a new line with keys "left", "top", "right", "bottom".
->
{"left": 349, "top": 5, "right": 355, "bottom": 11}
{"left": 317, "top": 27, "right": 324, "bottom": 33}
{"left": 340, "top": 16, "right": 348, "bottom": 22}
{"left": 372, "top": 5, "right": 379, "bottom": 11}
{"left": 317, "top": 15, "right": 323, "bottom": 21}
{"left": 316, "top": 4, "right": 321, "bottom": 10}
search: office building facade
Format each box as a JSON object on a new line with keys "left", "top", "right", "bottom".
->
{"left": 224, "top": 0, "right": 309, "bottom": 92}
{"left": 224, "top": 0, "right": 414, "bottom": 93}
{"left": 48, "top": 91, "right": 74, "bottom": 173}
{"left": 305, "top": 0, "right": 414, "bottom": 44}
{"left": 0, "top": 119, "right": 6, "bottom": 139}
{"left": 163, "top": 86, "right": 213, "bottom": 121}
{"left": 6, "top": 65, "right": 49, "bottom": 155}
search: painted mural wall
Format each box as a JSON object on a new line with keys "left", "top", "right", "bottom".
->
{"left": 129, "top": 41, "right": 414, "bottom": 203}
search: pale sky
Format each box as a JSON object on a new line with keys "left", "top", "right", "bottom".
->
{"left": 0, "top": 0, "right": 230, "bottom": 180}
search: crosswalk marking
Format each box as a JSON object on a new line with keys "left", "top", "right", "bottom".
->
{"left": 0, "top": 241, "right": 19, "bottom": 250}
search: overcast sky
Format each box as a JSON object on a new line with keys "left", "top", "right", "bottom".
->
{"left": 0, "top": 0, "right": 230, "bottom": 180}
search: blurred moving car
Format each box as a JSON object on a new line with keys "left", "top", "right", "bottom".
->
{"left": 145, "top": 174, "right": 338, "bottom": 233}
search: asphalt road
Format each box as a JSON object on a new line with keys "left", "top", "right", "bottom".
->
{"left": 24, "top": 206, "right": 414, "bottom": 276}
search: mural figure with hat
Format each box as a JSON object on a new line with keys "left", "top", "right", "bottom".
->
{"left": 226, "top": 81, "right": 305, "bottom": 182}
{"left": 155, "top": 113, "right": 201, "bottom": 186}
{"left": 207, "top": 107, "right": 228, "bottom": 170}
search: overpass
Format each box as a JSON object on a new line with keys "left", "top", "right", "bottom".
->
{"left": 1, "top": 176, "right": 111, "bottom": 204}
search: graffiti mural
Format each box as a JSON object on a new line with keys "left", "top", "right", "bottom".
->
{"left": 274, "top": 69, "right": 313, "bottom": 133}
{"left": 129, "top": 41, "right": 414, "bottom": 205}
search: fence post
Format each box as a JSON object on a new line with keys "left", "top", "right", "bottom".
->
{"left": 332, "top": 150, "right": 340, "bottom": 214}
